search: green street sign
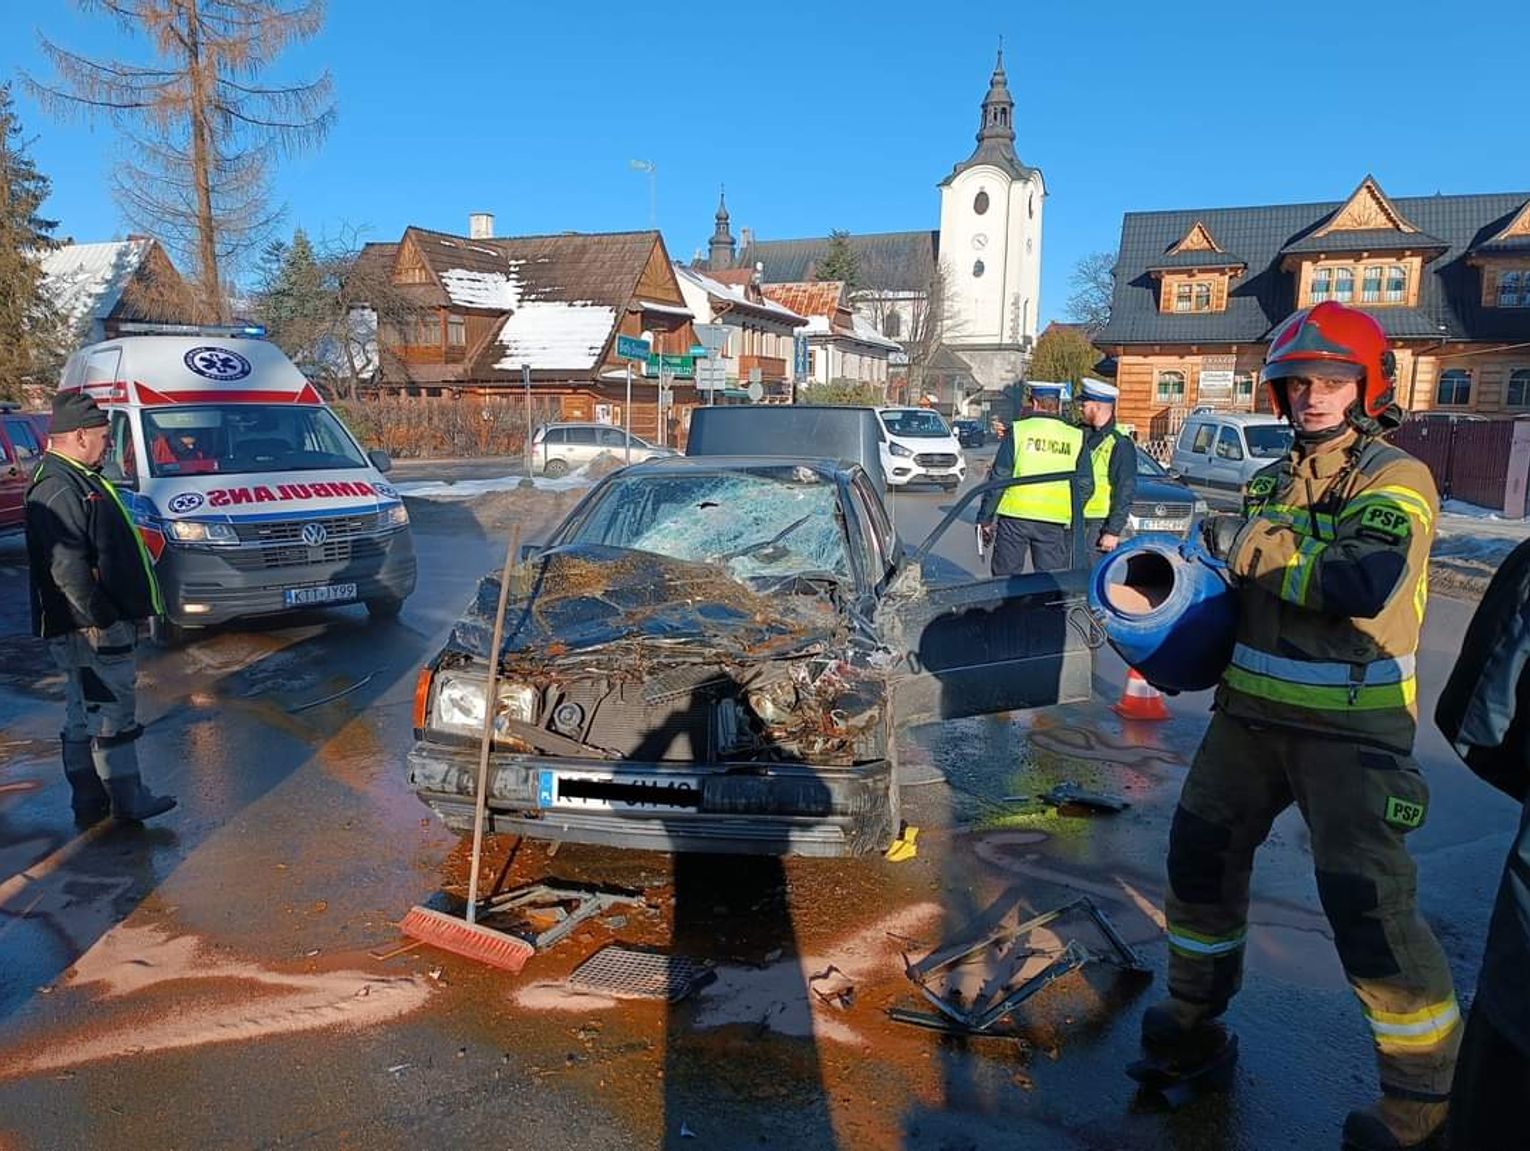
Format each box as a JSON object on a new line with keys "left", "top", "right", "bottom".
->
{"left": 645, "top": 353, "right": 695, "bottom": 379}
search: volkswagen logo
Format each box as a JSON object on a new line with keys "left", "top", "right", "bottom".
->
{"left": 1154, "top": 503, "right": 1168, "bottom": 518}
{"left": 301, "top": 523, "right": 328, "bottom": 547}
{"left": 183, "top": 346, "right": 253, "bottom": 381}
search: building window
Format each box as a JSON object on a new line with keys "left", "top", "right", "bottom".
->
{"left": 1361, "top": 266, "right": 1383, "bottom": 303}
{"left": 1509, "top": 369, "right": 1530, "bottom": 408}
{"left": 1235, "top": 372, "right": 1255, "bottom": 399}
{"left": 1157, "top": 370, "right": 1187, "bottom": 402}
{"left": 447, "top": 314, "right": 465, "bottom": 347}
{"left": 1311, "top": 267, "right": 1332, "bottom": 304}
{"left": 1386, "top": 265, "right": 1407, "bottom": 303}
{"left": 973, "top": 259, "right": 985, "bottom": 278}
{"left": 883, "top": 311, "right": 901, "bottom": 338}
{"left": 973, "top": 190, "right": 990, "bottom": 216}
{"left": 1174, "top": 284, "right": 1193, "bottom": 312}
{"left": 1436, "top": 369, "right": 1472, "bottom": 407}
{"left": 1334, "top": 267, "right": 1355, "bottom": 303}
{"left": 414, "top": 316, "right": 441, "bottom": 346}
{"left": 1501, "top": 271, "right": 1526, "bottom": 308}
{"left": 1194, "top": 283, "right": 1212, "bottom": 312}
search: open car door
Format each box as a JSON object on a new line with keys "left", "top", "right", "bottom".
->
{"left": 883, "top": 476, "right": 1097, "bottom": 725}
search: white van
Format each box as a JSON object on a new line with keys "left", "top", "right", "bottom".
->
{"left": 875, "top": 407, "right": 967, "bottom": 490}
{"left": 57, "top": 327, "right": 417, "bottom": 641}
{"left": 1170, "top": 412, "right": 1293, "bottom": 490}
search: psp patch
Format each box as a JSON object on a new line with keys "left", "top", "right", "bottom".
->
{"left": 1384, "top": 795, "right": 1426, "bottom": 830}
{"left": 183, "top": 345, "right": 252, "bottom": 382}
{"left": 1357, "top": 503, "right": 1411, "bottom": 545}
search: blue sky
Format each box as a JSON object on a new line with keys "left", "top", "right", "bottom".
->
{"left": 4, "top": 0, "right": 1529, "bottom": 323}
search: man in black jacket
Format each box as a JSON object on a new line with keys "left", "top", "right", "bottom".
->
{"left": 26, "top": 390, "right": 175, "bottom": 824}
{"left": 1436, "top": 537, "right": 1530, "bottom": 1148}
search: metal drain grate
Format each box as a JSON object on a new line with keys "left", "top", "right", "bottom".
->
{"left": 567, "top": 946, "right": 715, "bottom": 1002}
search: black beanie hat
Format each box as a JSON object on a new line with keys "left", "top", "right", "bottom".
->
{"left": 51, "top": 391, "right": 109, "bottom": 434}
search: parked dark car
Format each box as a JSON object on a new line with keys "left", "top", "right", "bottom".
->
{"left": 407, "top": 455, "right": 1093, "bottom": 858}
{"left": 952, "top": 418, "right": 987, "bottom": 449}
{"left": 1126, "top": 447, "right": 1209, "bottom": 540}
{"left": 0, "top": 404, "right": 50, "bottom": 535}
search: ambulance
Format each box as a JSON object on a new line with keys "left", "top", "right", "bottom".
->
{"left": 56, "top": 326, "right": 417, "bottom": 643}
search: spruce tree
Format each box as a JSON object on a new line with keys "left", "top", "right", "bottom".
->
{"left": 815, "top": 230, "right": 860, "bottom": 290}
{"left": 0, "top": 83, "right": 66, "bottom": 401}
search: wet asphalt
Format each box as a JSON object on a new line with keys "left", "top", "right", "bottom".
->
{"left": 0, "top": 450, "right": 1519, "bottom": 1150}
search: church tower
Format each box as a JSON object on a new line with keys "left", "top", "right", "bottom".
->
{"left": 938, "top": 45, "right": 1046, "bottom": 391}
{"left": 707, "top": 189, "right": 735, "bottom": 272}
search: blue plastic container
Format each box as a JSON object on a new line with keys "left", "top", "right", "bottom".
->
{"left": 1087, "top": 535, "right": 1239, "bottom": 692}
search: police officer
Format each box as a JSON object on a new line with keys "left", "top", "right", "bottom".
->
{"left": 1078, "top": 377, "right": 1136, "bottom": 557}
{"left": 976, "top": 382, "right": 1093, "bottom": 575}
{"left": 1144, "top": 302, "right": 1457, "bottom": 1150}
{"left": 26, "top": 391, "right": 175, "bottom": 824}
{"left": 1435, "top": 537, "right": 1530, "bottom": 1149}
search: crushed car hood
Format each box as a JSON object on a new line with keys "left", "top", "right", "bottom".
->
{"left": 447, "top": 544, "right": 844, "bottom": 664}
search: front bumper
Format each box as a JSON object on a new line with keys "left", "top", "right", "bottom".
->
{"left": 158, "top": 530, "right": 418, "bottom": 626}
{"left": 407, "top": 741, "right": 896, "bottom": 858}
{"left": 886, "top": 461, "right": 967, "bottom": 486}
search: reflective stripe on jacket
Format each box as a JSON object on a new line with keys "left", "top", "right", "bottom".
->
{"left": 1216, "top": 430, "right": 1437, "bottom": 752}
{"left": 1083, "top": 429, "right": 1126, "bottom": 520}
{"left": 996, "top": 417, "right": 1084, "bottom": 525}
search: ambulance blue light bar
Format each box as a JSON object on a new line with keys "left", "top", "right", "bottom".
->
{"left": 115, "top": 322, "right": 268, "bottom": 339}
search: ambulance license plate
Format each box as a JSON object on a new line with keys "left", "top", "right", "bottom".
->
{"left": 284, "top": 582, "right": 357, "bottom": 607}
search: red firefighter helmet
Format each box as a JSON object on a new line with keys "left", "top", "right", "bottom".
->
{"left": 1261, "top": 301, "right": 1397, "bottom": 420}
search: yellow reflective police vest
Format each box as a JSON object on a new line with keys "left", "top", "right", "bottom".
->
{"left": 1217, "top": 431, "right": 1437, "bottom": 753}
{"left": 996, "top": 417, "right": 1084, "bottom": 525}
{"left": 1082, "top": 430, "right": 1126, "bottom": 520}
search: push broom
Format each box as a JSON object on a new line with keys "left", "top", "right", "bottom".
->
{"left": 400, "top": 524, "right": 535, "bottom": 972}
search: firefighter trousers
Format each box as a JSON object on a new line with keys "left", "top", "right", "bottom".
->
{"left": 1163, "top": 712, "right": 1461, "bottom": 1100}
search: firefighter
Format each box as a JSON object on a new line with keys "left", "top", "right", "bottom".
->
{"left": 1077, "top": 377, "right": 1136, "bottom": 558}
{"left": 976, "top": 382, "right": 1093, "bottom": 575}
{"left": 1435, "top": 537, "right": 1530, "bottom": 1149}
{"left": 1144, "top": 302, "right": 1458, "bottom": 1150}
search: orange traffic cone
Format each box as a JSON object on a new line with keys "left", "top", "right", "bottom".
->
{"left": 1113, "top": 669, "right": 1170, "bottom": 721}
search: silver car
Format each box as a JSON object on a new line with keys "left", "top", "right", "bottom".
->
{"left": 532, "top": 422, "right": 674, "bottom": 478}
{"left": 1170, "top": 413, "right": 1293, "bottom": 490}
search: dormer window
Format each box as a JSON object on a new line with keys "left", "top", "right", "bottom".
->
{"left": 1386, "top": 265, "right": 1407, "bottom": 302}
{"left": 1312, "top": 268, "right": 1331, "bottom": 304}
{"left": 1500, "top": 271, "right": 1526, "bottom": 307}
{"left": 1361, "top": 266, "right": 1382, "bottom": 303}
{"left": 1334, "top": 267, "right": 1355, "bottom": 303}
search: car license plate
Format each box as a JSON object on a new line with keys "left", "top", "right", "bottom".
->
{"left": 537, "top": 770, "right": 702, "bottom": 812}
{"left": 284, "top": 582, "right": 357, "bottom": 607}
{"left": 1138, "top": 518, "right": 1189, "bottom": 533}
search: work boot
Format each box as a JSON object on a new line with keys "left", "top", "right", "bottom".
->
{"left": 105, "top": 773, "right": 177, "bottom": 823}
{"left": 62, "top": 736, "right": 110, "bottom": 826}
{"left": 1140, "top": 996, "right": 1225, "bottom": 1048}
{"left": 1341, "top": 1097, "right": 1448, "bottom": 1150}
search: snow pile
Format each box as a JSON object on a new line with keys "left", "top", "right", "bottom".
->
{"left": 1442, "top": 499, "right": 1513, "bottom": 520}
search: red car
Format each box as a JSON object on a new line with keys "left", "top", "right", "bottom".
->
{"left": 0, "top": 404, "right": 51, "bottom": 534}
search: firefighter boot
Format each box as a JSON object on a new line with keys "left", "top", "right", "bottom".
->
{"left": 1140, "top": 997, "right": 1224, "bottom": 1048}
{"left": 62, "top": 736, "right": 110, "bottom": 826}
{"left": 1341, "top": 1097, "right": 1448, "bottom": 1150}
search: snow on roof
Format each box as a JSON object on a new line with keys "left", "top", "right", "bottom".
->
{"left": 493, "top": 299, "right": 618, "bottom": 371}
{"left": 672, "top": 264, "right": 807, "bottom": 324}
{"left": 637, "top": 299, "right": 694, "bottom": 319}
{"left": 439, "top": 265, "right": 521, "bottom": 310}
{"left": 40, "top": 240, "right": 151, "bottom": 331}
{"left": 850, "top": 313, "right": 904, "bottom": 352}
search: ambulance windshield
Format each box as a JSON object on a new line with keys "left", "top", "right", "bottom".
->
{"left": 142, "top": 405, "right": 369, "bottom": 478}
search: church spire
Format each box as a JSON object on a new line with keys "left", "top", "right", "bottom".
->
{"left": 977, "top": 41, "right": 1015, "bottom": 145}
{"left": 708, "top": 185, "right": 735, "bottom": 272}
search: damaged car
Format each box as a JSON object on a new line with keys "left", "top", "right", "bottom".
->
{"left": 407, "top": 456, "right": 1093, "bottom": 857}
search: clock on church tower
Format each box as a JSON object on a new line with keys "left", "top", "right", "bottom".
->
{"left": 936, "top": 46, "right": 1046, "bottom": 393}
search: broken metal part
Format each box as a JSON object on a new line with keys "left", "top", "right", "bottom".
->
{"left": 886, "top": 1006, "right": 1026, "bottom": 1039}
{"left": 567, "top": 946, "right": 716, "bottom": 1002}
{"left": 901, "top": 896, "right": 1151, "bottom": 1033}
{"left": 1040, "top": 782, "right": 1131, "bottom": 813}
{"left": 481, "top": 883, "right": 642, "bottom": 951}
{"left": 288, "top": 673, "right": 375, "bottom": 714}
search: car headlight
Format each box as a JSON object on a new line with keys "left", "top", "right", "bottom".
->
{"left": 888, "top": 442, "right": 913, "bottom": 458}
{"left": 431, "top": 671, "right": 538, "bottom": 739}
{"left": 164, "top": 519, "right": 238, "bottom": 544}
{"left": 1193, "top": 499, "right": 1210, "bottom": 514}
{"left": 380, "top": 503, "right": 410, "bottom": 529}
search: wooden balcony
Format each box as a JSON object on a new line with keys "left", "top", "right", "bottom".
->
{"left": 739, "top": 354, "right": 787, "bottom": 381}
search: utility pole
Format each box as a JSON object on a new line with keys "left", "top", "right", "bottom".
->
{"left": 520, "top": 363, "right": 534, "bottom": 488}
{"left": 624, "top": 359, "right": 633, "bottom": 466}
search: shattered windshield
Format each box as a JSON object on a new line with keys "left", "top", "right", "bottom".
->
{"left": 565, "top": 467, "right": 851, "bottom": 583}
{"left": 881, "top": 410, "right": 950, "bottom": 438}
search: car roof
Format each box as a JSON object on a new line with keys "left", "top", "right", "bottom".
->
{"left": 622, "top": 454, "right": 854, "bottom": 481}
{"left": 1185, "top": 412, "right": 1288, "bottom": 426}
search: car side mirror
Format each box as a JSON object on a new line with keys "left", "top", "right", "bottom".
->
{"left": 368, "top": 449, "right": 393, "bottom": 474}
